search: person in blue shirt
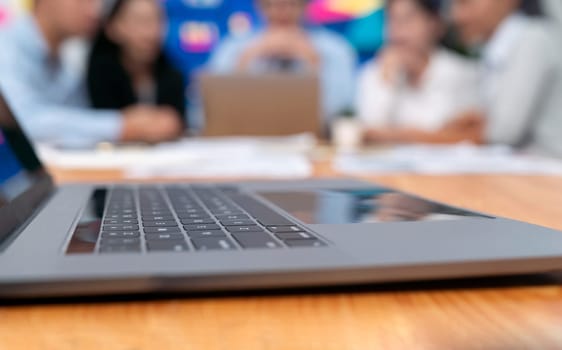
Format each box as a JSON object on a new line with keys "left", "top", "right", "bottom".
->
{"left": 207, "top": 0, "right": 357, "bottom": 119}
{"left": 0, "top": 0, "right": 183, "bottom": 148}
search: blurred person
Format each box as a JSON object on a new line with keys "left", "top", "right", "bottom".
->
{"left": 448, "top": 0, "right": 562, "bottom": 156}
{"left": 0, "top": 0, "right": 182, "bottom": 148}
{"left": 207, "top": 0, "right": 357, "bottom": 119}
{"left": 357, "top": 0, "right": 481, "bottom": 145}
{"left": 544, "top": 0, "right": 562, "bottom": 24}
{"left": 87, "top": 0, "right": 186, "bottom": 126}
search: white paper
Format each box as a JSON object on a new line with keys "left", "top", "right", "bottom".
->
{"left": 335, "top": 144, "right": 562, "bottom": 175}
{"left": 127, "top": 154, "right": 312, "bottom": 179}
{"left": 37, "top": 134, "right": 316, "bottom": 179}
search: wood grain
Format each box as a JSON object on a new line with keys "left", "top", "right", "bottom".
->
{"left": 2, "top": 162, "right": 562, "bottom": 350}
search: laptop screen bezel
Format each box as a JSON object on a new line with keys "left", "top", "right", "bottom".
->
{"left": 0, "top": 89, "right": 55, "bottom": 247}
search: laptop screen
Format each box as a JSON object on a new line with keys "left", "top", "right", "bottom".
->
{"left": 0, "top": 90, "right": 54, "bottom": 247}
{"left": 0, "top": 130, "right": 28, "bottom": 200}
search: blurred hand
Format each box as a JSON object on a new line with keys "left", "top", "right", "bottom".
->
{"left": 379, "top": 46, "right": 404, "bottom": 84}
{"left": 120, "top": 105, "right": 183, "bottom": 143}
{"left": 380, "top": 45, "right": 428, "bottom": 86}
{"left": 363, "top": 128, "right": 401, "bottom": 144}
{"left": 439, "top": 111, "right": 486, "bottom": 144}
{"left": 238, "top": 28, "right": 319, "bottom": 69}
{"left": 442, "top": 111, "right": 485, "bottom": 132}
{"left": 256, "top": 29, "right": 295, "bottom": 56}
{"left": 362, "top": 111, "right": 486, "bottom": 146}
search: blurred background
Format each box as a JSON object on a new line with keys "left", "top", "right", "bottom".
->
{"left": 0, "top": 0, "right": 387, "bottom": 98}
{"left": 2, "top": 0, "right": 559, "bottom": 84}
{"left": 1, "top": 0, "right": 561, "bottom": 177}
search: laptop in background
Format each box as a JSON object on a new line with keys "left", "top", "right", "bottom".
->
{"left": 199, "top": 74, "right": 322, "bottom": 137}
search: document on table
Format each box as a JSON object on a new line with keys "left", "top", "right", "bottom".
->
{"left": 127, "top": 154, "right": 312, "bottom": 179}
{"left": 334, "top": 144, "right": 562, "bottom": 175}
{"left": 37, "top": 134, "right": 315, "bottom": 179}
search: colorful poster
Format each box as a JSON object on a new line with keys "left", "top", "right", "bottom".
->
{"left": 0, "top": 0, "right": 30, "bottom": 27}
{"left": 308, "top": 0, "right": 384, "bottom": 24}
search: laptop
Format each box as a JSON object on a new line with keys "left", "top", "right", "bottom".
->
{"left": 199, "top": 73, "right": 321, "bottom": 137}
{"left": 1, "top": 89, "right": 562, "bottom": 299}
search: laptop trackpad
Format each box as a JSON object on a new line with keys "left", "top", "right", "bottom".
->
{"left": 257, "top": 188, "right": 493, "bottom": 225}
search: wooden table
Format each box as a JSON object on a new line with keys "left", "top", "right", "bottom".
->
{"left": 2, "top": 162, "right": 562, "bottom": 350}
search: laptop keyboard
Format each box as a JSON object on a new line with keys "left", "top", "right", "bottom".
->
{"left": 96, "top": 186, "right": 326, "bottom": 254}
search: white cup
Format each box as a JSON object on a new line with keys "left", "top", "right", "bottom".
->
{"left": 332, "top": 118, "right": 363, "bottom": 153}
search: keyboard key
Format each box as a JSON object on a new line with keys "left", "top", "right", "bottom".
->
{"left": 184, "top": 224, "right": 221, "bottom": 231}
{"left": 232, "top": 232, "right": 282, "bottom": 249}
{"left": 100, "top": 237, "right": 141, "bottom": 246}
{"left": 106, "top": 209, "right": 135, "bottom": 214}
{"left": 147, "top": 241, "right": 189, "bottom": 252}
{"left": 210, "top": 210, "right": 243, "bottom": 216}
{"left": 144, "top": 227, "right": 182, "bottom": 234}
{"left": 192, "top": 237, "right": 236, "bottom": 251}
{"left": 142, "top": 215, "right": 175, "bottom": 221}
{"left": 141, "top": 206, "right": 168, "bottom": 212}
{"left": 176, "top": 210, "right": 207, "bottom": 217}
{"left": 103, "top": 225, "right": 139, "bottom": 232}
{"left": 187, "top": 230, "right": 227, "bottom": 238}
{"left": 177, "top": 213, "right": 210, "bottom": 219}
{"left": 175, "top": 207, "right": 202, "bottom": 213}
{"left": 211, "top": 206, "right": 237, "bottom": 212}
{"left": 141, "top": 211, "right": 172, "bottom": 216}
{"left": 99, "top": 245, "right": 141, "bottom": 253}
{"left": 284, "top": 239, "right": 327, "bottom": 248}
{"left": 105, "top": 212, "right": 136, "bottom": 218}
{"left": 105, "top": 214, "right": 137, "bottom": 220}
{"left": 142, "top": 221, "right": 178, "bottom": 228}
{"left": 140, "top": 202, "right": 166, "bottom": 206}
{"left": 145, "top": 233, "right": 185, "bottom": 241}
{"left": 225, "top": 226, "right": 264, "bottom": 233}
{"left": 104, "top": 219, "right": 138, "bottom": 225}
{"left": 219, "top": 219, "right": 255, "bottom": 226}
{"left": 275, "top": 232, "right": 315, "bottom": 240}
{"left": 267, "top": 226, "right": 306, "bottom": 233}
{"left": 119, "top": 214, "right": 137, "bottom": 220}
{"left": 215, "top": 214, "right": 250, "bottom": 221}
{"left": 170, "top": 197, "right": 196, "bottom": 202}
{"left": 217, "top": 186, "right": 240, "bottom": 193}
{"left": 101, "top": 231, "right": 140, "bottom": 238}
{"left": 180, "top": 218, "right": 216, "bottom": 225}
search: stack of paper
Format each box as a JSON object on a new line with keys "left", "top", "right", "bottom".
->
{"left": 334, "top": 144, "right": 562, "bottom": 175}
{"left": 38, "top": 134, "right": 315, "bottom": 179}
{"left": 127, "top": 154, "right": 312, "bottom": 179}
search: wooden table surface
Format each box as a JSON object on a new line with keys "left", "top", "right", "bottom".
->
{"left": 2, "top": 160, "right": 562, "bottom": 350}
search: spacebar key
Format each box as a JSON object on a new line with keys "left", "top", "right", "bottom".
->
{"left": 228, "top": 194, "right": 295, "bottom": 226}
{"left": 192, "top": 237, "right": 236, "bottom": 251}
{"left": 232, "top": 232, "right": 282, "bottom": 249}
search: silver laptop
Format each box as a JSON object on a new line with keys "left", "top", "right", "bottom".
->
{"left": 199, "top": 73, "right": 322, "bottom": 137}
{"left": 1, "top": 89, "right": 562, "bottom": 299}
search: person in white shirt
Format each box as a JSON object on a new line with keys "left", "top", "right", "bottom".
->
{"left": 357, "top": 0, "right": 481, "bottom": 144}
{"left": 450, "top": 0, "right": 562, "bottom": 157}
